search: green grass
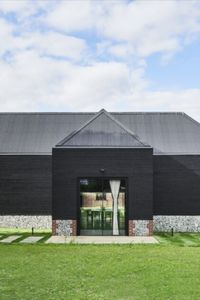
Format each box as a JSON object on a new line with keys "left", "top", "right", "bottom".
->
{"left": 1, "top": 239, "right": 200, "bottom": 299}
{"left": 0, "top": 227, "right": 51, "bottom": 234}
{"left": 0, "top": 228, "right": 51, "bottom": 244}
{"left": 2, "top": 229, "right": 200, "bottom": 246}
{"left": 155, "top": 232, "right": 200, "bottom": 246}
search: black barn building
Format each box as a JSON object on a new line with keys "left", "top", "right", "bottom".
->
{"left": 0, "top": 109, "right": 200, "bottom": 236}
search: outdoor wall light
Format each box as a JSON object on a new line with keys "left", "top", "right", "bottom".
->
{"left": 100, "top": 168, "right": 105, "bottom": 173}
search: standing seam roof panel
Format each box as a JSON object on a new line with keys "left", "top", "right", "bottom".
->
{"left": 0, "top": 112, "right": 199, "bottom": 154}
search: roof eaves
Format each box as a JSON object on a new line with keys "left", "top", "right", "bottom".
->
{"left": 0, "top": 152, "right": 52, "bottom": 155}
{"left": 53, "top": 146, "right": 153, "bottom": 149}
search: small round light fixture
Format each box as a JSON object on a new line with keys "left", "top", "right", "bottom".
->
{"left": 100, "top": 168, "right": 105, "bottom": 173}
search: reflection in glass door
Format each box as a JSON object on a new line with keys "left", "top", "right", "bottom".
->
{"left": 79, "top": 178, "right": 126, "bottom": 236}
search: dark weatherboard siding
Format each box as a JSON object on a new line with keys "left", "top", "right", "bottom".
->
{"left": 1, "top": 153, "right": 200, "bottom": 218}
{"left": 0, "top": 155, "right": 52, "bottom": 215}
{"left": 154, "top": 155, "right": 200, "bottom": 215}
{"left": 52, "top": 148, "right": 153, "bottom": 223}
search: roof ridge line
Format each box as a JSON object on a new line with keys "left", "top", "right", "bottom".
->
{"left": 102, "top": 109, "right": 150, "bottom": 147}
{"left": 182, "top": 113, "right": 200, "bottom": 128}
{"left": 56, "top": 109, "right": 106, "bottom": 146}
{"left": 0, "top": 111, "right": 186, "bottom": 115}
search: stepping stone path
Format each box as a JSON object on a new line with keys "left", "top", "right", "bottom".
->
{"left": 20, "top": 236, "right": 44, "bottom": 243}
{"left": 0, "top": 235, "right": 21, "bottom": 243}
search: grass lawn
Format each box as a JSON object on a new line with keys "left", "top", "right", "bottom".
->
{"left": 1, "top": 233, "right": 200, "bottom": 300}
{"left": 0, "top": 227, "right": 51, "bottom": 244}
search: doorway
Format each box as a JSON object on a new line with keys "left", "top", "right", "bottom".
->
{"left": 79, "top": 178, "right": 126, "bottom": 236}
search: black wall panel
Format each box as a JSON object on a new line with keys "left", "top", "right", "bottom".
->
{"left": 1, "top": 153, "right": 199, "bottom": 218}
{"left": 52, "top": 148, "right": 153, "bottom": 221}
{"left": 0, "top": 155, "right": 52, "bottom": 215}
{"left": 154, "top": 155, "right": 200, "bottom": 215}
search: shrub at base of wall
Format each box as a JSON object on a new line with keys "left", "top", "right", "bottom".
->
{"left": 0, "top": 215, "right": 52, "bottom": 229}
{"left": 153, "top": 216, "right": 200, "bottom": 232}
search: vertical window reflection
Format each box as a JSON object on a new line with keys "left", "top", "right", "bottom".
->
{"left": 80, "top": 178, "right": 126, "bottom": 236}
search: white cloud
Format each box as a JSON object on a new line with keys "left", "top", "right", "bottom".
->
{"left": 126, "top": 89, "right": 200, "bottom": 122}
{"left": 0, "top": 0, "right": 29, "bottom": 13}
{"left": 107, "top": 43, "right": 133, "bottom": 59}
{"left": 44, "top": 0, "right": 200, "bottom": 60}
{"left": 0, "top": 0, "right": 199, "bottom": 123}
{"left": 1, "top": 0, "right": 200, "bottom": 61}
{"left": 0, "top": 48, "right": 200, "bottom": 122}
{"left": 98, "top": 1, "right": 200, "bottom": 40}
{"left": 26, "top": 32, "right": 87, "bottom": 61}
{"left": 59, "top": 61, "right": 146, "bottom": 110}
{"left": 0, "top": 0, "right": 51, "bottom": 20}
{"left": 0, "top": 19, "right": 14, "bottom": 55}
{"left": 0, "top": 23, "right": 87, "bottom": 61}
{"left": 1, "top": 0, "right": 200, "bottom": 60}
{"left": 0, "top": 49, "right": 146, "bottom": 111}
{"left": 0, "top": 49, "right": 75, "bottom": 110}
{"left": 45, "top": 0, "right": 95, "bottom": 32}
{"left": 98, "top": 0, "right": 200, "bottom": 57}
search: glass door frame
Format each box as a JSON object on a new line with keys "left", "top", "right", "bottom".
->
{"left": 77, "top": 177, "right": 128, "bottom": 236}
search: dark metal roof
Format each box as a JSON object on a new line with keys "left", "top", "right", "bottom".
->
{"left": 56, "top": 109, "right": 150, "bottom": 148}
{"left": 0, "top": 111, "right": 199, "bottom": 154}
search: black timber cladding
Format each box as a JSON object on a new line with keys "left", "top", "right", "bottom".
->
{"left": 0, "top": 110, "right": 200, "bottom": 218}
{"left": 52, "top": 148, "right": 153, "bottom": 221}
{"left": 1, "top": 153, "right": 200, "bottom": 216}
{"left": 0, "top": 155, "right": 52, "bottom": 215}
{"left": 154, "top": 155, "right": 200, "bottom": 215}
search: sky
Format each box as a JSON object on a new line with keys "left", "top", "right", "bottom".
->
{"left": 0, "top": 0, "right": 200, "bottom": 121}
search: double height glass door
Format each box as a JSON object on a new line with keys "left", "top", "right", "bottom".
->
{"left": 79, "top": 178, "right": 126, "bottom": 236}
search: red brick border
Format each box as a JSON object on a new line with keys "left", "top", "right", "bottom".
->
{"left": 53, "top": 219, "right": 153, "bottom": 236}
{"left": 128, "top": 220, "right": 135, "bottom": 236}
{"left": 147, "top": 220, "right": 153, "bottom": 236}
{"left": 128, "top": 220, "right": 153, "bottom": 236}
{"left": 71, "top": 220, "right": 77, "bottom": 236}
{"left": 52, "top": 219, "right": 58, "bottom": 235}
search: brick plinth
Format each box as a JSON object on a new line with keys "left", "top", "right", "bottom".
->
{"left": 128, "top": 220, "right": 153, "bottom": 236}
{"left": 52, "top": 219, "right": 58, "bottom": 235}
{"left": 147, "top": 220, "right": 153, "bottom": 236}
{"left": 71, "top": 220, "right": 77, "bottom": 236}
{"left": 52, "top": 219, "right": 77, "bottom": 236}
{"left": 128, "top": 220, "right": 135, "bottom": 236}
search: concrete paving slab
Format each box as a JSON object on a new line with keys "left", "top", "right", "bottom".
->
{"left": 0, "top": 235, "right": 21, "bottom": 243}
{"left": 20, "top": 236, "right": 44, "bottom": 243}
{"left": 46, "top": 236, "right": 159, "bottom": 244}
{"left": 45, "top": 236, "right": 67, "bottom": 244}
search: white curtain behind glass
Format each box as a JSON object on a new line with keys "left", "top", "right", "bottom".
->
{"left": 109, "top": 180, "right": 120, "bottom": 235}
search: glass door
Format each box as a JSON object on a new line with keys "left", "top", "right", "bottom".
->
{"left": 79, "top": 178, "right": 126, "bottom": 236}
